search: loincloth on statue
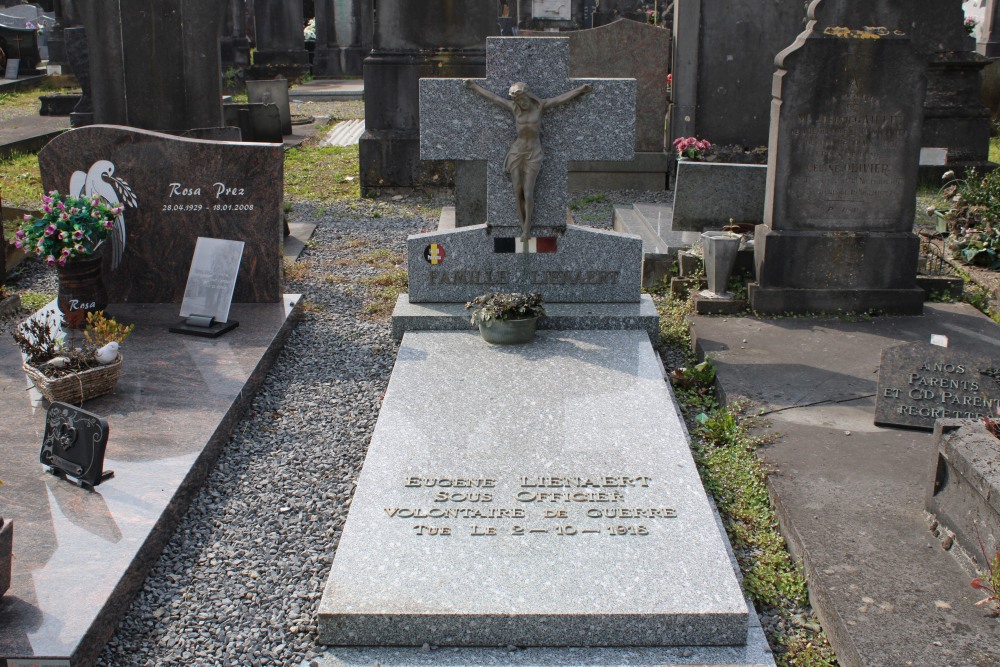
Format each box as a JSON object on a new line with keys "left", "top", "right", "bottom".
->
{"left": 503, "top": 143, "right": 543, "bottom": 180}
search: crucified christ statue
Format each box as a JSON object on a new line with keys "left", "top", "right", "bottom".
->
{"left": 464, "top": 79, "right": 592, "bottom": 241}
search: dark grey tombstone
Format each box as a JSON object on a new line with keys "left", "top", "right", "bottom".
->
{"left": 874, "top": 342, "right": 1000, "bottom": 430}
{"left": 669, "top": 0, "right": 804, "bottom": 151}
{"left": 220, "top": 0, "right": 251, "bottom": 69}
{"left": 75, "top": 0, "right": 227, "bottom": 133}
{"left": 38, "top": 124, "right": 284, "bottom": 304}
{"left": 313, "top": 0, "right": 371, "bottom": 77}
{"left": 223, "top": 103, "right": 283, "bottom": 143}
{"left": 359, "top": 0, "right": 498, "bottom": 192}
{"left": 64, "top": 25, "right": 92, "bottom": 127}
{"left": 251, "top": 0, "right": 310, "bottom": 79}
{"left": 247, "top": 79, "right": 291, "bottom": 135}
{"left": 0, "top": 4, "right": 44, "bottom": 73}
{"left": 748, "top": 0, "right": 927, "bottom": 316}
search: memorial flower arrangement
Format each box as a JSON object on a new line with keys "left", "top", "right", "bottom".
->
{"left": 466, "top": 291, "right": 545, "bottom": 327}
{"left": 12, "top": 310, "right": 132, "bottom": 379}
{"left": 15, "top": 191, "right": 121, "bottom": 268}
{"left": 673, "top": 136, "right": 712, "bottom": 161}
{"left": 966, "top": 17, "right": 979, "bottom": 35}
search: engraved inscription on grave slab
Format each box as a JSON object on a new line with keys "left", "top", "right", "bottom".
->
{"left": 874, "top": 342, "right": 1000, "bottom": 430}
{"left": 386, "top": 474, "right": 677, "bottom": 538}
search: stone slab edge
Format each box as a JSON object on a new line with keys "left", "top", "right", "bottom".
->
{"left": 390, "top": 293, "right": 660, "bottom": 343}
{"left": 64, "top": 296, "right": 302, "bottom": 667}
{"left": 308, "top": 499, "right": 773, "bottom": 667}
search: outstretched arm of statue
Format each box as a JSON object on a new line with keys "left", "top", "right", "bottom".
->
{"left": 543, "top": 83, "right": 592, "bottom": 109}
{"left": 464, "top": 79, "right": 514, "bottom": 111}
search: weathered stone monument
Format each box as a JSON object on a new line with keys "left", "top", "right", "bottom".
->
{"left": 317, "top": 39, "right": 771, "bottom": 666}
{"left": 359, "top": 0, "right": 497, "bottom": 192}
{"left": 75, "top": 0, "right": 227, "bottom": 132}
{"left": 748, "top": 0, "right": 927, "bottom": 315}
{"left": 313, "top": 0, "right": 372, "bottom": 77}
{"left": 669, "top": 0, "right": 805, "bottom": 150}
{"left": 251, "top": 0, "right": 311, "bottom": 79}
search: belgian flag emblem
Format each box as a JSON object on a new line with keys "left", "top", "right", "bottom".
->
{"left": 424, "top": 243, "right": 445, "bottom": 265}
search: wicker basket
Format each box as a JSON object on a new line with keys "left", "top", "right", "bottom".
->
{"left": 23, "top": 355, "right": 123, "bottom": 404}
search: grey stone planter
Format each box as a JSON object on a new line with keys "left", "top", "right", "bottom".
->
{"left": 478, "top": 317, "right": 538, "bottom": 345}
{"left": 701, "top": 231, "right": 742, "bottom": 297}
{"left": 672, "top": 161, "right": 767, "bottom": 232}
{"left": 927, "top": 418, "right": 1000, "bottom": 570}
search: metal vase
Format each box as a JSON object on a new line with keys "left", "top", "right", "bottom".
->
{"left": 478, "top": 317, "right": 538, "bottom": 345}
{"left": 700, "top": 231, "right": 742, "bottom": 298}
{"left": 56, "top": 254, "right": 107, "bottom": 329}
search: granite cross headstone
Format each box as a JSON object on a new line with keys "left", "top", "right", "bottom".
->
{"left": 409, "top": 37, "right": 642, "bottom": 304}
{"left": 421, "top": 37, "right": 635, "bottom": 238}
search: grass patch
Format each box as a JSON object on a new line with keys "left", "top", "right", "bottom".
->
{"left": 0, "top": 152, "right": 43, "bottom": 209}
{"left": 284, "top": 145, "right": 360, "bottom": 204}
{"left": 283, "top": 258, "right": 312, "bottom": 282}
{"left": 990, "top": 136, "right": 1000, "bottom": 166}
{"left": 362, "top": 268, "right": 407, "bottom": 318}
{"left": 568, "top": 193, "right": 606, "bottom": 210}
{"left": 652, "top": 290, "right": 839, "bottom": 667}
{"left": 19, "top": 290, "right": 54, "bottom": 312}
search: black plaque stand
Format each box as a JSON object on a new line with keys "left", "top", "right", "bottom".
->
{"left": 169, "top": 314, "right": 239, "bottom": 338}
{"left": 41, "top": 403, "right": 115, "bottom": 490}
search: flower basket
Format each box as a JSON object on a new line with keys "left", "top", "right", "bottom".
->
{"left": 23, "top": 355, "right": 122, "bottom": 404}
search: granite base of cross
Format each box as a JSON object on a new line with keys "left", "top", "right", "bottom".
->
{"left": 420, "top": 37, "right": 635, "bottom": 238}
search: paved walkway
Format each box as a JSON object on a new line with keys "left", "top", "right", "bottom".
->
{"left": 289, "top": 78, "right": 364, "bottom": 101}
{"left": 691, "top": 303, "right": 1000, "bottom": 667}
{"left": 0, "top": 114, "right": 69, "bottom": 158}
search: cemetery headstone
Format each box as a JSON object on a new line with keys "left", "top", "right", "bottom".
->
{"left": 251, "top": 0, "right": 310, "bottom": 79}
{"left": 749, "top": 0, "right": 927, "bottom": 315}
{"left": 416, "top": 37, "right": 640, "bottom": 303}
{"left": 875, "top": 342, "right": 1000, "bottom": 430}
{"left": 75, "top": 0, "right": 227, "bottom": 133}
{"left": 313, "top": 0, "right": 372, "bottom": 77}
{"left": 64, "top": 25, "right": 93, "bottom": 127}
{"left": 38, "top": 125, "right": 284, "bottom": 304}
{"left": 360, "top": 0, "right": 497, "bottom": 192}
{"left": 247, "top": 79, "right": 291, "bottom": 136}
{"left": 669, "top": 0, "right": 805, "bottom": 151}
{"left": 0, "top": 4, "right": 44, "bottom": 73}
{"left": 220, "top": 0, "right": 251, "bottom": 69}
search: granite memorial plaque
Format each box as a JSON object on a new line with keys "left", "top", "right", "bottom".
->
{"left": 171, "top": 237, "right": 244, "bottom": 337}
{"left": 38, "top": 125, "right": 284, "bottom": 305}
{"left": 749, "top": 0, "right": 927, "bottom": 315}
{"left": 40, "top": 402, "right": 113, "bottom": 488}
{"left": 875, "top": 342, "right": 1000, "bottom": 430}
{"left": 4, "top": 59, "right": 19, "bottom": 80}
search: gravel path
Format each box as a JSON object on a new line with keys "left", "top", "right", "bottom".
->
{"left": 2, "top": 189, "right": 677, "bottom": 666}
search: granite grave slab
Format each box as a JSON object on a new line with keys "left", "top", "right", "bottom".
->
{"left": 0, "top": 297, "right": 300, "bottom": 667}
{"left": 672, "top": 162, "right": 766, "bottom": 232}
{"left": 874, "top": 342, "right": 1000, "bottom": 430}
{"left": 318, "top": 330, "right": 748, "bottom": 647}
{"left": 749, "top": 0, "right": 927, "bottom": 315}
{"left": 38, "top": 125, "right": 284, "bottom": 304}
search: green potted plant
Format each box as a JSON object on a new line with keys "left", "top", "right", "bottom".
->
{"left": 466, "top": 291, "right": 545, "bottom": 345}
{"left": 15, "top": 191, "right": 123, "bottom": 328}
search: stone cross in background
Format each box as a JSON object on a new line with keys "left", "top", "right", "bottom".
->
{"left": 420, "top": 37, "right": 635, "bottom": 236}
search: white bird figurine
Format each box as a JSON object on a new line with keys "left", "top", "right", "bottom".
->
{"left": 46, "top": 356, "right": 71, "bottom": 368}
{"left": 95, "top": 342, "right": 120, "bottom": 365}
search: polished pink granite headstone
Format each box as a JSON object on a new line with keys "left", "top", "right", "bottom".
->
{"left": 38, "top": 125, "right": 284, "bottom": 304}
